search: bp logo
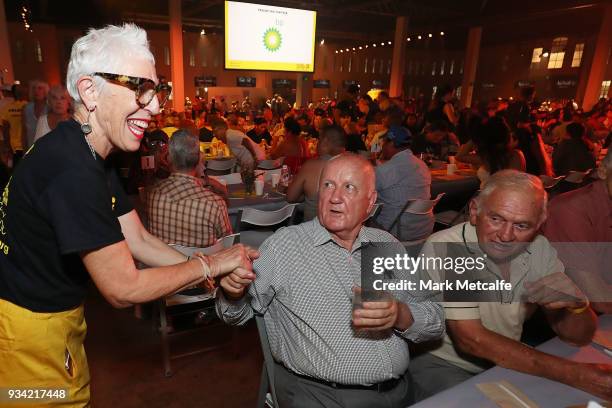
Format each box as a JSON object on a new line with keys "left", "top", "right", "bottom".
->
{"left": 263, "top": 28, "right": 282, "bottom": 52}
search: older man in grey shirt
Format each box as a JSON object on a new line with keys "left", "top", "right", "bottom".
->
{"left": 375, "top": 126, "right": 433, "bottom": 241}
{"left": 217, "top": 153, "right": 444, "bottom": 408}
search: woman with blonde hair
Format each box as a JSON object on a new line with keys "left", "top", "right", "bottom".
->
{"left": 33, "top": 84, "right": 72, "bottom": 141}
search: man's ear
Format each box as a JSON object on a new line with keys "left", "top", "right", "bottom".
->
{"left": 76, "top": 76, "right": 98, "bottom": 109}
{"left": 366, "top": 189, "right": 378, "bottom": 215}
{"left": 468, "top": 199, "right": 479, "bottom": 225}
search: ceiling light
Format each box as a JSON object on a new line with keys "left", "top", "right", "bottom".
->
{"left": 407, "top": 37, "right": 411, "bottom": 41}
{"left": 440, "top": 31, "right": 444, "bottom": 36}
{"left": 373, "top": 43, "right": 377, "bottom": 47}
{"left": 320, "top": 38, "right": 325, "bottom": 45}
{"left": 352, "top": 47, "right": 356, "bottom": 51}
{"left": 335, "top": 50, "right": 338, "bottom": 53}
{"left": 380, "top": 42, "right": 385, "bottom": 46}
{"left": 340, "top": 49, "right": 344, "bottom": 53}
{"left": 417, "top": 35, "right": 422, "bottom": 40}
{"left": 359, "top": 46, "right": 363, "bottom": 50}
{"left": 542, "top": 52, "right": 549, "bottom": 57}
{"left": 428, "top": 33, "right": 432, "bottom": 38}
{"left": 388, "top": 41, "right": 392, "bottom": 45}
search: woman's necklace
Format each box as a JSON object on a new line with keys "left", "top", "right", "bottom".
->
{"left": 83, "top": 133, "right": 97, "bottom": 160}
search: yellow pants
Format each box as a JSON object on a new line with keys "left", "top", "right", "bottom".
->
{"left": 0, "top": 299, "right": 90, "bottom": 407}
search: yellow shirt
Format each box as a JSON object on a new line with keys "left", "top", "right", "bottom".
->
{"left": 0, "top": 100, "right": 27, "bottom": 151}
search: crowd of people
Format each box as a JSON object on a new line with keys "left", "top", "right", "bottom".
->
{"left": 0, "top": 22, "right": 611, "bottom": 408}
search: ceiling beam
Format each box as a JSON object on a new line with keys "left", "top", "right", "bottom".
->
{"left": 183, "top": 0, "right": 224, "bottom": 18}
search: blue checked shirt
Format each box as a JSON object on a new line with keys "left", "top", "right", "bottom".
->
{"left": 216, "top": 218, "right": 445, "bottom": 385}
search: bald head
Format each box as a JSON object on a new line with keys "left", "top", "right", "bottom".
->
{"left": 321, "top": 153, "right": 376, "bottom": 191}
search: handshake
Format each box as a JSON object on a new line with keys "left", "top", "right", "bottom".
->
{"left": 203, "top": 244, "right": 259, "bottom": 300}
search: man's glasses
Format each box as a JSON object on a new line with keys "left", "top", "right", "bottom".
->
{"left": 93, "top": 72, "right": 172, "bottom": 109}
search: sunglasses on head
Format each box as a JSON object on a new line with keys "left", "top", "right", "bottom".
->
{"left": 93, "top": 72, "right": 172, "bottom": 109}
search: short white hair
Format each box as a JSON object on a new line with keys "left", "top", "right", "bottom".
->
{"left": 66, "top": 23, "right": 155, "bottom": 106}
{"left": 475, "top": 170, "right": 548, "bottom": 221}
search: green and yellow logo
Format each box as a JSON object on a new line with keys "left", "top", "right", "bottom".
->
{"left": 263, "top": 28, "right": 282, "bottom": 52}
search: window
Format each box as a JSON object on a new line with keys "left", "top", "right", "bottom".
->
{"left": 364, "top": 58, "right": 368, "bottom": 73}
{"left": 431, "top": 61, "right": 436, "bottom": 76}
{"left": 201, "top": 49, "right": 207, "bottom": 67}
{"left": 440, "top": 60, "right": 445, "bottom": 75}
{"left": 449, "top": 59, "right": 455, "bottom": 75}
{"left": 387, "top": 59, "right": 391, "bottom": 75}
{"left": 456, "top": 86, "right": 462, "bottom": 99}
{"left": 163, "top": 46, "right": 170, "bottom": 66}
{"left": 189, "top": 48, "right": 195, "bottom": 67}
{"left": 571, "top": 43, "right": 584, "bottom": 67}
{"left": 379, "top": 59, "right": 384, "bottom": 74}
{"left": 35, "top": 40, "right": 43, "bottom": 63}
{"left": 459, "top": 60, "right": 464, "bottom": 74}
{"left": 339, "top": 56, "right": 343, "bottom": 72}
{"left": 431, "top": 86, "right": 437, "bottom": 99}
{"left": 600, "top": 80, "right": 611, "bottom": 98}
{"left": 547, "top": 37, "right": 567, "bottom": 69}
{"left": 348, "top": 56, "right": 352, "bottom": 73}
{"left": 407, "top": 60, "right": 412, "bottom": 75}
{"left": 371, "top": 58, "right": 376, "bottom": 73}
{"left": 531, "top": 47, "right": 543, "bottom": 63}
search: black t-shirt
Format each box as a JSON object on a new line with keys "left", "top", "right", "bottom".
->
{"left": 0, "top": 119, "right": 133, "bottom": 312}
{"left": 345, "top": 132, "right": 367, "bottom": 152}
{"left": 247, "top": 128, "right": 272, "bottom": 144}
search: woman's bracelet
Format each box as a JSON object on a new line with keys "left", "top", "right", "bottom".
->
{"left": 191, "top": 252, "right": 217, "bottom": 291}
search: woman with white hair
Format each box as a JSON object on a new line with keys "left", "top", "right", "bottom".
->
{"left": 33, "top": 84, "right": 72, "bottom": 141}
{"left": 0, "top": 24, "right": 257, "bottom": 406}
{"left": 22, "top": 79, "right": 49, "bottom": 148}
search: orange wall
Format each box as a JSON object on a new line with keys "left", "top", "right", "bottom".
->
{"left": 6, "top": 23, "right": 611, "bottom": 106}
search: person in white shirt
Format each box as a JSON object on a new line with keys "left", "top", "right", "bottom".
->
{"left": 34, "top": 85, "right": 71, "bottom": 142}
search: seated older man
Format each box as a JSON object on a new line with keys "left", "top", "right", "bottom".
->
{"left": 543, "top": 148, "right": 612, "bottom": 314}
{"left": 147, "top": 129, "right": 232, "bottom": 247}
{"left": 216, "top": 153, "right": 445, "bottom": 408}
{"left": 374, "top": 125, "right": 433, "bottom": 241}
{"left": 410, "top": 170, "right": 611, "bottom": 401}
{"left": 286, "top": 124, "right": 346, "bottom": 221}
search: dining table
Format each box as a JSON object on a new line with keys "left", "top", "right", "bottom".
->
{"left": 430, "top": 166, "right": 480, "bottom": 213}
{"left": 411, "top": 314, "right": 612, "bottom": 408}
{"left": 226, "top": 182, "right": 288, "bottom": 215}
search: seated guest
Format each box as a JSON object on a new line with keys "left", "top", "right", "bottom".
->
{"left": 411, "top": 170, "right": 608, "bottom": 401}
{"left": 457, "top": 116, "right": 525, "bottom": 186}
{"left": 552, "top": 122, "right": 596, "bottom": 176}
{"left": 542, "top": 149, "right": 612, "bottom": 314}
{"left": 374, "top": 126, "right": 433, "bottom": 241}
{"left": 198, "top": 113, "right": 220, "bottom": 142}
{"left": 286, "top": 125, "right": 346, "bottom": 221}
{"left": 411, "top": 120, "right": 459, "bottom": 160}
{"left": 514, "top": 126, "right": 553, "bottom": 177}
{"left": 404, "top": 112, "right": 421, "bottom": 138}
{"left": 269, "top": 117, "right": 310, "bottom": 174}
{"left": 357, "top": 94, "right": 379, "bottom": 125}
{"left": 212, "top": 119, "right": 263, "bottom": 169}
{"left": 296, "top": 112, "right": 318, "bottom": 139}
{"left": 33, "top": 85, "right": 72, "bottom": 142}
{"left": 340, "top": 110, "right": 367, "bottom": 152}
{"left": 147, "top": 129, "right": 232, "bottom": 247}
{"left": 246, "top": 116, "right": 272, "bottom": 145}
{"left": 217, "top": 153, "right": 445, "bottom": 408}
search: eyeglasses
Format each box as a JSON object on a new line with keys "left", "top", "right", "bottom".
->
{"left": 92, "top": 72, "right": 172, "bottom": 109}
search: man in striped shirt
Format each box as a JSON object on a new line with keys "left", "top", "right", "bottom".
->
{"left": 217, "top": 153, "right": 444, "bottom": 408}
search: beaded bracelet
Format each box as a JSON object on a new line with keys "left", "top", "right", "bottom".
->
{"left": 191, "top": 252, "right": 217, "bottom": 291}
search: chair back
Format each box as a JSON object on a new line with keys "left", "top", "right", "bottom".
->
{"left": 209, "top": 172, "right": 243, "bottom": 185}
{"left": 539, "top": 175, "right": 565, "bottom": 189}
{"left": 404, "top": 193, "right": 445, "bottom": 215}
{"left": 238, "top": 204, "right": 297, "bottom": 228}
{"left": 206, "top": 158, "right": 236, "bottom": 173}
{"left": 255, "top": 315, "right": 278, "bottom": 408}
{"left": 565, "top": 169, "right": 591, "bottom": 184}
{"left": 258, "top": 157, "right": 284, "bottom": 170}
{"left": 368, "top": 203, "right": 383, "bottom": 220}
{"left": 169, "top": 233, "right": 240, "bottom": 257}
